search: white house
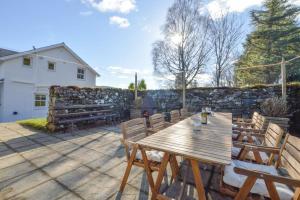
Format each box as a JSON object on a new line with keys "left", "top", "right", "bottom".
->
{"left": 0, "top": 43, "right": 99, "bottom": 122}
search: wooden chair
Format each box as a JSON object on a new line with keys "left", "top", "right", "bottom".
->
{"left": 180, "top": 108, "right": 189, "bottom": 119}
{"left": 170, "top": 110, "right": 180, "bottom": 124}
{"left": 233, "top": 111, "right": 260, "bottom": 127}
{"left": 221, "top": 133, "right": 300, "bottom": 200}
{"left": 232, "top": 123, "right": 284, "bottom": 165}
{"left": 232, "top": 114, "right": 267, "bottom": 141}
{"left": 148, "top": 113, "right": 172, "bottom": 133}
{"left": 119, "top": 118, "right": 177, "bottom": 192}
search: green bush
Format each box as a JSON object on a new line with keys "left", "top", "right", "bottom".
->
{"left": 17, "top": 118, "right": 47, "bottom": 131}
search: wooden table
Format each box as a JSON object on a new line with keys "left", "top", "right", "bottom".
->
{"left": 137, "top": 112, "right": 233, "bottom": 200}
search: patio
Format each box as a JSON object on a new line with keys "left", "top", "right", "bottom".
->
{"left": 0, "top": 122, "right": 231, "bottom": 200}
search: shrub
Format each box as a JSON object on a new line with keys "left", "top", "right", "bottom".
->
{"left": 260, "top": 97, "right": 288, "bottom": 117}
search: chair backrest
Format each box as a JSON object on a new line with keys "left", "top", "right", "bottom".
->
{"left": 251, "top": 112, "right": 260, "bottom": 123}
{"left": 180, "top": 108, "right": 188, "bottom": 119}
{"left": 121, "top": 118, "right": 147, "bottom": 142}
{"left": 263, "top": 116, "right": 290, "bottom": 132}
{"left": 253, "top": 114, "right": 266, "bottom": 130}
{"left": 170, "top": 110, "right": 180, "bottom": 123}
{"left": 149, "top": 113, "right": 166, "bottom": 132}
{"left": 278, "top": 134, "right": 300, "bottom": 179}
{"left": 264, "top": 123, "right": 284, "bottom": 148}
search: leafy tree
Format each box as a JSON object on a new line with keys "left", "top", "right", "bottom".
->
{"left": 128, "top": 79, "right": 147, "bottom": 91}
{"left": 138, "top": 79, "right": 147, "bottom": 91}
{"left": 236, "top": 0, "right": 300, "bottom": 86}
{"left": 128, "top": 83, "right": 135, "bottom": 90}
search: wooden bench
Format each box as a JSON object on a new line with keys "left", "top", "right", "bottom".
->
{"left": 47, "top": 104, "right": 119, "bottom": 132}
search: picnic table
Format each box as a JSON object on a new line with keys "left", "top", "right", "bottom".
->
{"left": 136, "top": 112, "right": 233, "bottom": 200}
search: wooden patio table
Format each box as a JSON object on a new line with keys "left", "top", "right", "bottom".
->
{"left": 136, "top": 112, "right": 233, "bottom": 200}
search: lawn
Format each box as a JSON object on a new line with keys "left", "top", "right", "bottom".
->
{"left": 17, "top": 118, "right": 47, "bottom": 131}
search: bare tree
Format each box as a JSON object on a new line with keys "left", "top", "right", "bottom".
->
{"left": 209, "top": 12, "right": 243, "bottom": 87}
{"left": 152, "top": 0, "right": 211, "bottom": 106}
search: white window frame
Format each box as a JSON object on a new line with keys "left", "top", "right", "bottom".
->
{"left": 23, "top": 56, "right": 32, "bottom": 67}
{"left": 34, "top": 94, "right": 47, "bottom": 108}
{"left": 48, "top": 61, "right": 56, "bottom": 71}
{"left": 77, "top": 68, "right": 85, "bottom": 80}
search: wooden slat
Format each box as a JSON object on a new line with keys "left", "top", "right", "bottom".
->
{"left": 280, "top": 135, "right": 300, "bottom": 179}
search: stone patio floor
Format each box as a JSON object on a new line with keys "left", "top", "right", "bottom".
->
{"left": 0, "top": 123, "right": 233, "bottom": 200}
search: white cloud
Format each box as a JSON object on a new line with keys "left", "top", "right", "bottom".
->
{"left": 81, "top": 0, "right": 136, "bottom": 14}
{"left": 79, "top": 11, "right": 93, "bottom": 16}
{"left": 107, "top": 66, "right": 152, "bottom": 77}
{"left": 109, "top": 16, "right": 130, "bottom": 28}
{"left": 201, "top": 0, "right": 264, "bottom": 19}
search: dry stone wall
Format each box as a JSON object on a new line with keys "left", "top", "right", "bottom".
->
{"left": 48, "top": 85, "right": 300, "bottom": 133}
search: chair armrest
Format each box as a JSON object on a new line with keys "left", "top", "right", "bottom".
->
{"left": 239, "top": 132, "right": 265, "bottom": 139}
{"left": 233, "top": 118, "right": 251, "bottom": 123}
{"left": 234, "top": 122, "right": 255, "bottom": 127}
{"left": 234, "top": 167, "right": 300, "bottom": 187}
{"left": 233, "top": 142, "right": 280, "bottom": 154}
{"left": 164, "top": 122, "right": 173, "bottom": 126}
{"left": 146, "top": 129, "right": 157, "bottom": 136}
{"left": 233, "top": 127, "right": 265, "bottom": 133}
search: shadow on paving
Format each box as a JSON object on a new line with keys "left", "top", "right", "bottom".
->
{"left": 0, "top": 124, "right": 121, "bottom": 158}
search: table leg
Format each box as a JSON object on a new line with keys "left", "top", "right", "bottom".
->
{"left": 140, "top": 147, "right": 155, "bottom": 193}
{"left": 152, "top": 152, "right": 170, "bottom": 200}
{"left": 119, "top": 145, "right": 138, "bottom": 192}
{"left": 190, "top": 159, "right": 206, "bottom": 200}
{"left": 169, "top": 154, "right": 179, "bottom": 183}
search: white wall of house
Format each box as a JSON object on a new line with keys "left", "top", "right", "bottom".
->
{"left": 0, "top": 45, "right": 97, "bottom": 122}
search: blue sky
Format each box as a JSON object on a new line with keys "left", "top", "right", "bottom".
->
{"left": 1, "top": 0, "right": 292, "bottom": 89}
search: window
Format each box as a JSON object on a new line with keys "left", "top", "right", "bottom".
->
{"left": 35, "top": 94, "right": 46, "bottom": 107}
{"left": 77, "top": 68, "right": 85, "bottom": 80}
{"left": 48, "top": 62, "right": 56, "bottom": 71}
{"left": 23, "top": 57, "right": 31, "bottom": 66}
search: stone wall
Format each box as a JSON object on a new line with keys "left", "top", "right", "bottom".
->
{"left": 48, "top": 85, "right": 300, "bottom": 133}
{"left": 48, "top": 86, "right": 134, "bottom": 119}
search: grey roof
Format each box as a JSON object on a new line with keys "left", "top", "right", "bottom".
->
{"left": 0, "top": 48, "right": 18, "bottom": 57}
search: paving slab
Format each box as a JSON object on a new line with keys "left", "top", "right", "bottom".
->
{"left": 13, "top": 180, "right": 69, "bottom": 200}
{"left": 0, "top": 161, "right": 36, "bottom": 182}
{"left": 74, "top": 173, "right": 120, "bottom": 200}
{"left": 105, "top": 161, "right": 144, "bottom": 182}
{"left": 20, "top": 146, "right": 56, "bottom": 160}
{"left": 108, "top": 184, "right": 150, "bottom": 200}
{"left": 30, "top": 152, "right": 63, "bottom": 168}
{"left": 0, "top": 154, "right": 26, "bottom": 169}
{"left": 41, "top": 156, "right": 82, "bottom": 178}
{"left": 56, "top": 166, "right": 100, "bottom": 190}
{"left": 0, "top": 169, "right": 50, "bottom": 199}
{"left": 56, "top": 192, "right": 83, "bottom": 200}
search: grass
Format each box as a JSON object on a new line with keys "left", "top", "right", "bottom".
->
{"left": 17, "top": 118, "right": 47, "bottom": 131}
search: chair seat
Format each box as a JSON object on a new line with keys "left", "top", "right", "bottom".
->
{"left": 231, "top": 147, "right": 269, "bottom": 163}
{"left": 131, "top": 150, "right": 164, "bottom": 163}
{"left": 223, "top": 160, "right": 294, "bottom": 200}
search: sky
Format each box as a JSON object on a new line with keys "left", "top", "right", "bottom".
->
{"left": 1, "top": 0, "right": 298, "bottom": 89}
